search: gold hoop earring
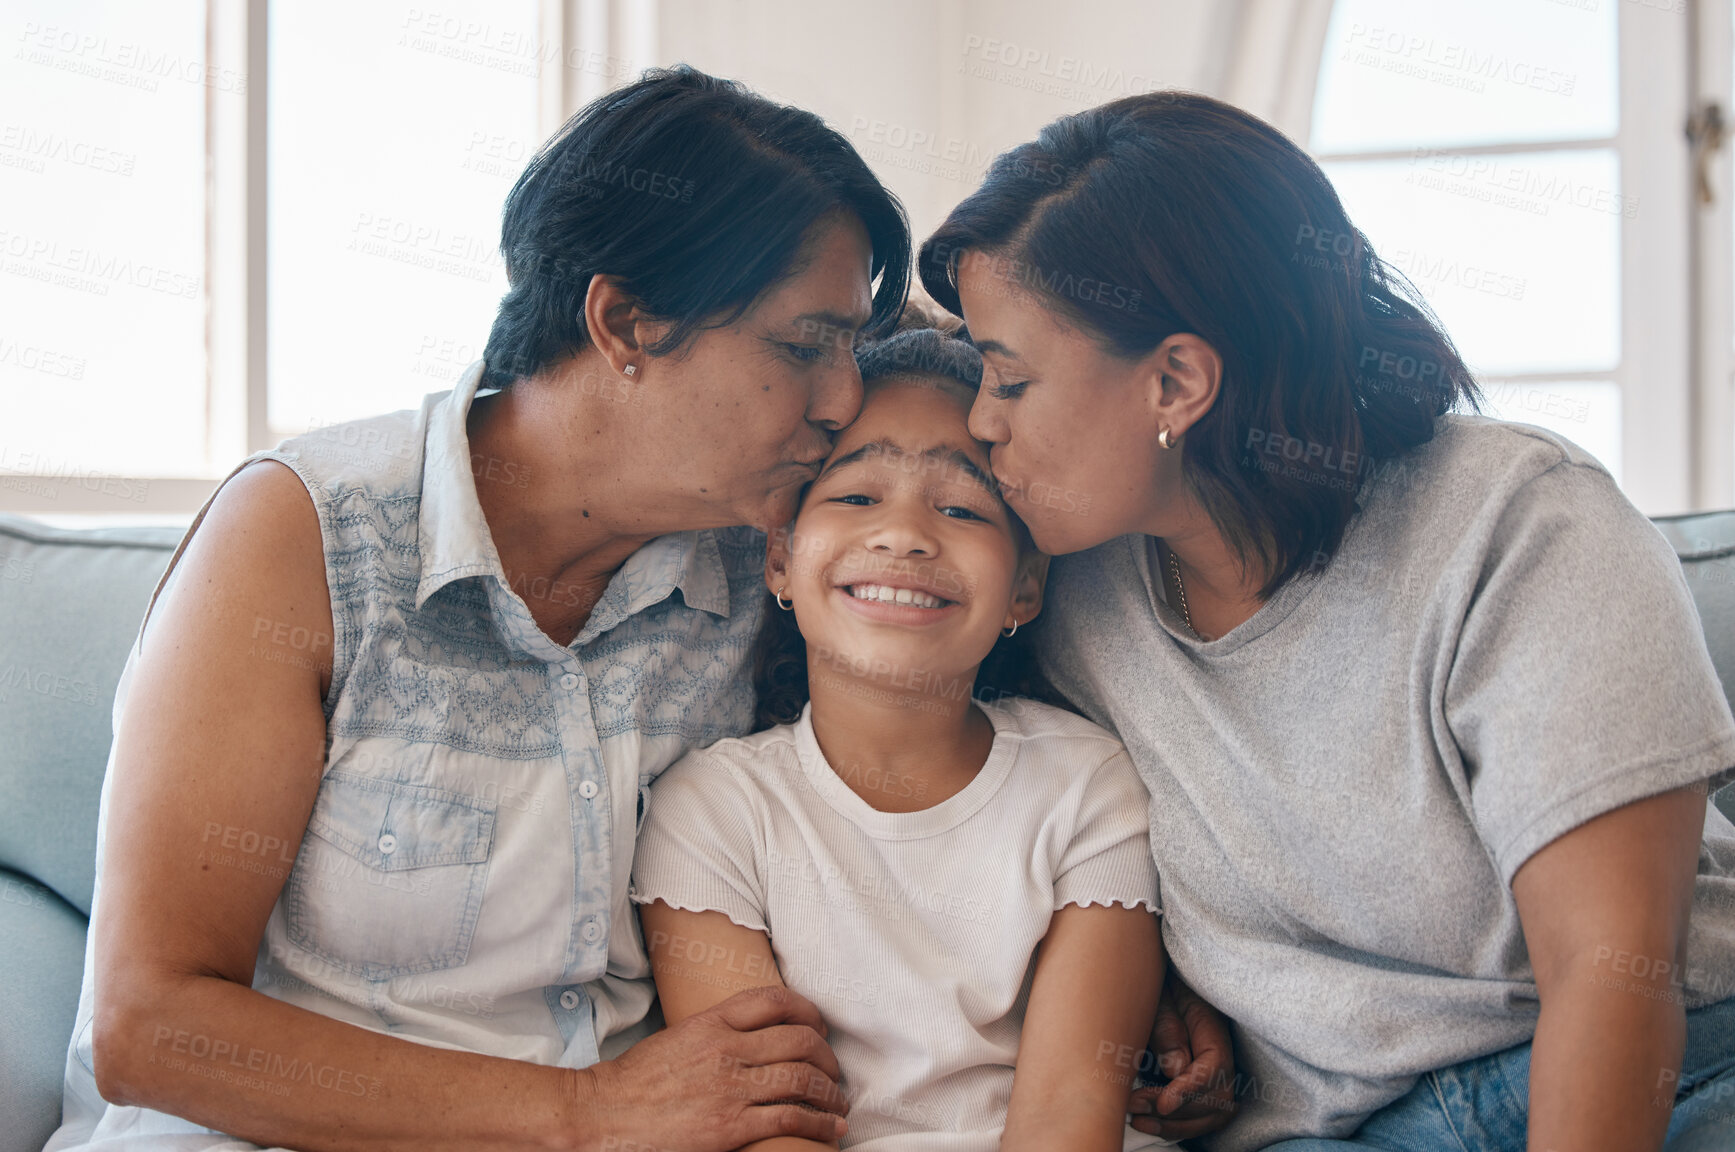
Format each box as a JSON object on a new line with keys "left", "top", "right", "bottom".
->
{"left": 1002, "top": 619, "right": 1018, "bottom": 638}
{"left": 1158, "top": 427, "right": 1174, "bottom": 450}
{"left": 775, "top": 588, "right": 792, "bottom": 611}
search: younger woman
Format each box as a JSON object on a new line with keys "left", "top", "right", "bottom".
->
{"left": 631, "top": 324, "right": 1170, "bottom": 1151}
{"left": 921, "top": 91, "right": 1735, "bottom": 1152}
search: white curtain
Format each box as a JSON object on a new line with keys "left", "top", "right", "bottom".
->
{"left": 556, "top": 0, "right": 1339, "bottom": 232}
{"left": 1209, "top": 0, "right": 1336, "bottom": 145}
{"left": 539, "top": 0, "right": 662, "bottom": 134}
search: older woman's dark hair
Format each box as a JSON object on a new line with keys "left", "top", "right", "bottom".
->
{"left": 751, "top": 309, "right": 1070, "bottom": 732}
{"left": 919, "top": 91, "right": 1480, "bottom": 596}
{"left": 482, "top": 65, "right": 911, "bottom": 388}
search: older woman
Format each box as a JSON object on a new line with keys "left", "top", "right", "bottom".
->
{"left": 920, "top": 93, "right": 1735, "bottom": 1152}
{"left": 47, "top": 66, "right": 910, "bottom": 1152}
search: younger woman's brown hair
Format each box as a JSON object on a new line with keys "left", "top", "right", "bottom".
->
{"left": 919, "top": 91, "right": 1480, "bottom": 597}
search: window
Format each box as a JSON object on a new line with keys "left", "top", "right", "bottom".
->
{"left": 0, "top": 0, "right": 597, "bottom": 520}
{"left": 2, "top": 0, "right": 212, "bottom": 491}
{"left": 7, "top": 0, "right": 1725, "bottom": 519}
{"left": 267, "top": 1, "right": 539, "bottom": 432}
{"left": 1310, "top": 0, "right": 1714, "bottom": 513}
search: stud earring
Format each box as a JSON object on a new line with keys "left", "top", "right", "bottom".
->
{"left": 623, "top": 364, "right": 637, "bottom": 377}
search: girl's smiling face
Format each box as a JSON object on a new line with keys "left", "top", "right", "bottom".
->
{"left": 766, "top": 376, "right": 1046, "bottom": 690}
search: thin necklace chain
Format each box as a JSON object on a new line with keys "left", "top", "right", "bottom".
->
{"left": 1166, "top": 543, "right": 1199, "bottom": 639}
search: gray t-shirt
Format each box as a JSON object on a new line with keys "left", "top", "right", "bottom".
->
{"left": 1035, "top": 414, "right": 1735, "bottom": 1151}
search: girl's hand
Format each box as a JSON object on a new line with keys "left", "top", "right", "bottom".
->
{"left": 1127, "top": 971, "right": 1238, "bottom": 1141}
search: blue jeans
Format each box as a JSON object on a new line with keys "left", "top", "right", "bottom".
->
{"left": 1267, "top": 996, "right": 1735, "bottom": 1151}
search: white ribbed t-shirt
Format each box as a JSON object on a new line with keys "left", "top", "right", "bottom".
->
{"left": 630, "top": 696, "right": 1164, "bottom": 1151}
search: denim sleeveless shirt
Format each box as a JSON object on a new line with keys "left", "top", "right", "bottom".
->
{"left": 49, "top": 362, "right": 767, "bottom": 1150}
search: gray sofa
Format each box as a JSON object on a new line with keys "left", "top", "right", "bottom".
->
{"left": 2, "top": 509, "right": 1733, "bottom": 1152}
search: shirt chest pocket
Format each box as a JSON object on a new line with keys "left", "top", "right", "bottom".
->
{"left": 283, "top": 770, "right": 497, "bottom": 981}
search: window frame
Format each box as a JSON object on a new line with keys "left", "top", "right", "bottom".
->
{"left": 1691, "top": 0, "right": 1734, "bottom": 507}
{"left": 1307, "top": 0, "right": 1703, "bottom": 514}
{"left": 4, "top": 0, "right": 1726, "bottom": 517}
{"left": 0, "top": 0, "right": 620, "bottom": 518}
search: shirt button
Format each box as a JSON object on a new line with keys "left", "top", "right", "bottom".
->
{"left": 578, "top": 779, "right": 599, "bottom": 799}
{"left": 559, "top": 672, "right": 579, "bottom": 690}
{"left": 558, "top": 989, "right": 581, "bottom": 1011}
{"left": 580, "top": 919, "right": 602, "bottom": 943}
{"left": 377, "top": 833, "right": 397, "bottom": 855}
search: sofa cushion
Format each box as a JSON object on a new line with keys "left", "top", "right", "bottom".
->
{"left": 0, "top": 867, "right": 89, "bottom": 1152}
{"left": 0, "top": 508, "right": 1729, "bottom": 911}
{"left": 1650, "top": 510, "right": 1735, "bottom": 822}
{"left": 0, "top": 515, "right": 180, "bottom": 915}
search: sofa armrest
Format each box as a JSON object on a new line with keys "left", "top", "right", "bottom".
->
{"left": 0, "top": 869, "right": 88, "bottom": 1152}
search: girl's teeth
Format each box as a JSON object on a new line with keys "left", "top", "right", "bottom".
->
{"left": 849, "top": 584, "right": 944, "bottom": 608}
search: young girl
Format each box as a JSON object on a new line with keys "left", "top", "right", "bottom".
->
{"left": 631, "top": 322, "right": 1169, "bottom": 1152}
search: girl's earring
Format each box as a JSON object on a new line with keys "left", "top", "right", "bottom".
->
{"left": 623, "top": 364, "right": 637, "bottom": 377}
{"left": 1157, "top": 426, "right": 1174, "bottom": 450}
{"left": 1001, "top": 618, "right": 1018, "bottom": 638}
{"left": 775, "top": 588, "right": 792, "bottom": 611}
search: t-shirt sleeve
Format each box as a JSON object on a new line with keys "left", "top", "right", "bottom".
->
{"left": 1052, "top": 744, "right": 1162, "bottom": 914}
{"left": 1445, "top": 457, "right": 1735, "bottom": 883}
{"left": 630, "top": 747, "right": 769, "bottom": 933}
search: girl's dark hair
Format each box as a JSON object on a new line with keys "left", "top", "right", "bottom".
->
{"left": 918, "top": 91, "right": 1480, "bottom": 597}
{"left": 751, "top": 313, "right": 1070, "bottom": 733}
{"left": 482, "top": 65, "right": 911, "bottom": 389}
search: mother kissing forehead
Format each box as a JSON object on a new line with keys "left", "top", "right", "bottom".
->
{"left": 919, "top": 88, "right": 1735, "bottom": 1152}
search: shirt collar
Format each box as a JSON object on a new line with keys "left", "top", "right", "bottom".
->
{"left": 413, "top": 361, "right": 734, "bottom": 624}
{"left": 576, "top": 529, "right": 732, "bottom": 644}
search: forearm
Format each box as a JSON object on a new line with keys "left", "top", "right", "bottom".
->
{"left": 1527, "top": 968, "right": 1685, "bottom": 1152}
{"left": 737, "top": 1139, "right": 838, "bottom": 1151}
{"left": 98, "top": 970, "right": 591, "bottom": 1152}
{"left": 1001, "top": 1104, "right": 1128, "bottom": 1152}
{"left": 1002, "top": 1035, "right": 1139, "bottom": 1152}
{"left": 1511, "top": 785, "right": 1706, "bottom": 1152}
{"left": 1002, "top": 1052, "right": 1134, "bottom": 1152}
{"left": 1001, "top": 904, "right": 1163, "bottom": 1152}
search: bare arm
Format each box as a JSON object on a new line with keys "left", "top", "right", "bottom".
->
{"left": 1513, "top": 783, "right": 1708, "bottom": 1152}
{"left": 92, "top": 462, "right": 846, "bottom": 1152}
{"left": 640, "top": 901, "right": 842, "bottom": 1152}
{"left": 1001, "top": 903, "right": 1165, "bottom": 1152}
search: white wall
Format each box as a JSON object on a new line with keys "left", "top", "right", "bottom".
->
{"left": 657, "top": 0, "right": 1232, "bottom": 238}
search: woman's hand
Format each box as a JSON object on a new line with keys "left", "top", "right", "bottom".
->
{"left": 580, "top": 985, "right": 848, "bottom": 1151}
{"left": 1127, "top": 969, "right": 1238, "bottom": 1142}
{"left": 625, "top": 904, "right": 846, "bottom": 1151}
